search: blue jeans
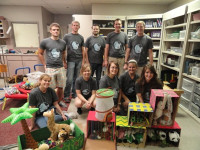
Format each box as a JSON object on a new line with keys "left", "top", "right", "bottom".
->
{"left": 90, "top": 63, "right": 102, "bottom": 89}
{"left": 64, "top": 61, "right": 82, "bottom": 98}
{"left": 35, "top": 107, "right": 63, "bottom": 128}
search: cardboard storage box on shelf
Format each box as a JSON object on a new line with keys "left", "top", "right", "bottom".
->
{"left": 192, "top": 12, "right": 200, "bottom": 21}
{"left": 147, "top": 121, "right": 181, "bottom": 147}
{"left": 127, "top": 102, "right": 153, "bottom": 128}
{"left": 150, "top": 89, "right": 179, "bottom": 126}
{"left": 26, "top": 71, "right": 45, "bottom": 83}
{"left": 116, "top": 116, "right": 147, "bottom": 148}
{"left": 18, "top": 120, "right": 84, "bottom": 150}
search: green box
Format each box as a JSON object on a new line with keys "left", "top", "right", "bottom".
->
{"left": 18, "top": 119, "right": 84, "bottom": 150}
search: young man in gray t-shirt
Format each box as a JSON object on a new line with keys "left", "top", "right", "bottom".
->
{"left": 124, "top": 21, "right": 153, "bottom": 76}
{"left": 85, "top": 24, "right": 106, "bottom": 88}
{"left": 63, "top": 21, "right": 85, "bottom": 102}
{"left": 38, "top": 22, "right": 67, "bottom": 107}
{"left": 104, "top": 18, "right": 128, "bottom": 76}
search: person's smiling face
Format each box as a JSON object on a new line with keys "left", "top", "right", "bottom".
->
{"left": 145, "top": 68, "right": 154, "bottom": 83}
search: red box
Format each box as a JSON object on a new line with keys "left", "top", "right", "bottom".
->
{"left": 86, "top": 111, "right": 116, "bottom": 141}
{"left": 147, "top": 121, "right": 181, "bottom": 147}
{"left": 150, "top": 89, "right": 179, "bottom": 126}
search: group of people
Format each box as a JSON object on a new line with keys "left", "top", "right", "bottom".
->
{"left": 28, "top": 18, "right": 163, "bottom": 130}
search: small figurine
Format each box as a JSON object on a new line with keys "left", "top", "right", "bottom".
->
{"left": 58, "top": 128, "right": 69, "bottom": 143}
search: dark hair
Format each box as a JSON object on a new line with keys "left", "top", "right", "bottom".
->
{"left": 107, "top": 61, "right": 119, "bottom": 77}
{"left": 136, "top": 64, "right": 162, "bottom": 94}
{"left": 80, "top": 63, "right": 91, "bottom": 75}
{"left": 114, "top": 18, "right": 122, "bottom": 23}
{"left": 49, "top": 22, "right": 60, "bottom": 30}
{"left": 92, "top": 24, "right": 100, "bottom": 28}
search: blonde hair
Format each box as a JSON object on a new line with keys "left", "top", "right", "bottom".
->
{"left": 72, "top": 20, "right": 80, "bottom": 26}
{"left": 33, "top": 74, "right": 51, "bottom": 88}
{"left": 80, "top": 63, "right": 91, "bottom": 75}
{"left": 136, "top": 21, "right": 145, "bottom": 27}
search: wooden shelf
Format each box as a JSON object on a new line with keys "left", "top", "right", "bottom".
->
{"left": 165, "top": 23, "right": 187, "bottom": 29}
{"left": 153, "top": 47, "right": 160, "bottom": 50}
{"left": 162, "top": 51, "right": 182, "bottom": 56}
{"left": 152, "top": 38, "right": 160, "bottom": 40}
{"left": 190, "top": 20, "right": 200, "bottom": 24}
{"left": 183, "top": 73, "right": 200, "bottom": 82}
{"left": 185, "top": 55, "right": 200, "bottom": 61}
{"left": 164, "top": 39, "right": 184, "bottom": 42}
{"left": 127, "top": 27, "right": 162, "bottom": 30}
{"left": 188, "top": 39, "right": 200, "bottom": 42}
{"left": 161, "top": 63, "right": 180, "bottom": 72}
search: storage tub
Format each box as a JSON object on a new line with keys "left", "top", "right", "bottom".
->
{"left": 191, "top": 102, "right": 200, "bottom": 117}
{"left": 167, "top": 33, "right": 180, "bottom": 39}
{"left": 182, "top": 78, "right": 196, "bottom": 92}
{"left": 181, "top": 87, "right": 193, "bottom": 101}
{"left": 192, "top": 12, "right": 200, "bottom": 21}
{"left": 180, "top": 96, "right": 191, "bottom": 111}
{"left": 193, "top": 93, "right": 200, "bottom": 107}
{"left": 179, "top": 30, "right": 186, "bottom": 39}
{"left": 194, "top": 83, "right": 200, "bottom": 94}
{"left": 190, "top": 32, "right": 200, "bottom": 39}
{"left": 170, "top": 46, "right": 183, "bottom": 53}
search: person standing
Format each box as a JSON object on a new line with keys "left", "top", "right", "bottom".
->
{"left": 85, "top": 24, "right": 106, "bottom": 88}
{"left": 63, "top": 21, "right": 85, "bottom": 102}
{"left": 103, "top": 18, "right": 128, "bottom": 76}
{"left": 124, "top": 21, "right": 153, "bottom": 76}
{"left": 38, "top": 22, "right": 67, "bottom": 107}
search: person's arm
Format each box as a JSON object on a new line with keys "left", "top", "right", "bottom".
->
{"left": 103, "top": 44, "right": 109, "bottom": 67}
{"left": 121, "top": 91, "right": 130, "bottom": 103}
{"left": 116, "top": 89, "right": 122, "bottom": 112}
{"left": 53, "top": 101, "right": 67, "bottom": 120}
{"left": 88, "top": 90, "right": 96, "bottom": 104}
{"left": 85, "top": 47, "right": 89, "bottom": 64}
{"left": 82, "top": 46, "right": 85, "bottom": 66}
{"left": 29, "top": 106, "right": 36, "bottom": 131}
{"left": 149, "top": 49, "right": 153, "bottom": 65}
{"left": 137, "top": 93, "right": 144, "bottom": 103}
{"left": 38, "top": 48, "right": 46, "bottom": 70}
{"left": 124, "top": 47, "right": 130, "bottom": 70}
{"left": 76, "top": 90, "right": 88, "bottom": 103}
{"left": 62, "top": 50, "right": 67, "bottom": 69}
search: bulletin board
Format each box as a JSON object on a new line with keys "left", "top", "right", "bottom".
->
{"left": 13, "top": 23, "right": 39, "bottom": 47}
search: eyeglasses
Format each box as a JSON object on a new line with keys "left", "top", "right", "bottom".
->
{"left": 110, "top": 67, "right": 118, "bottom": 69}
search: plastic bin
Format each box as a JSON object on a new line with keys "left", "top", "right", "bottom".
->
{"left": 194, "top": 83, "right": 200, "bottom": 94}
{"left": 190, "top": 32, "right": 200, "bottom": 39}
{"left": 181, "top": 87, "right": 193, "bottom": 101}
{"left": 191, "top": 102, "right": 200, "bottom": 117}
{"left": 182, "top": 78, "right": 196, "bottom": 92}
{"left": 193, "top": 93, "right": 200, "bottom": 107}
{"left": 179, "top": 30, "right": 186, "bottom": 39}
{"left": 180, "top": 96, "right": 191, "bottom": 110}
{"left": 167, "top": 33, "right": 180, "bottom": 39}
{"left": 170, "top": 46, "right": 183, "bottom": 53}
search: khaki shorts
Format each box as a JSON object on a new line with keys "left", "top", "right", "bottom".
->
{"left": 45, "top": 67, "right": 66, "bottom": 89}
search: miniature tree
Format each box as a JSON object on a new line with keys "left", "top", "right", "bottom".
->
{"left": 1, "top": 102, "right": 39, "bottom": 149}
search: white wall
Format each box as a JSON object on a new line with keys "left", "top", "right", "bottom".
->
{"left": 92, "top": 4, "right": 168, "bottom": 16}
{"left": 73, "top": 15, "right": 92, "bottom": 41}
{"left": 168, "top": 0, "right": 195, "bottom": 10}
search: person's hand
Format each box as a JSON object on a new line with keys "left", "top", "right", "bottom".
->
{"left": 86, "top": 101, "right": 91, "bottom": 109}
{"left": 63, "top": 62, "right": 67, "bottom": 69}
{"left": 62, "top": 114, "right": 68, "bottom": 120}
{"left": 123, "top": 99, "right": 130, "bottom": 108}
{"left": 103, "top": 60, "right": 108, "bottom": 67}
{"left": 123, "top": 63, "right": 128, "bottom": 70}
{"left": 113, "top": 105, "right": 120, "bottom": 112}
{"left": 29, "top": 125, "right": 34, "bottom": 131}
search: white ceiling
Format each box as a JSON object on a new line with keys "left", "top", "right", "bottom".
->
{"left": 0, "top": 0, "right": 177, "bottom": 14}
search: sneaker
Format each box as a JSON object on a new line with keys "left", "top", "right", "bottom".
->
{"left": 59, "top": 101, "right": 67, "bottom": 108}
{"left": 63, "top": 97, "right": 71, "bottom": 103}
{"left": 77, "top": 108, "right": 82, "bottom": 115}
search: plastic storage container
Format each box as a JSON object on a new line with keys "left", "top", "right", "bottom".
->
{"left": 194, "top": 83, "right": 200, "bottom": 94}
{"left": 167, "top": 33, "right": 180, "bottom": 39}
{"left": 193, "top": 93, "right": 200, "bottom": 107}
{"left": 191, "top": 102, "right": 200, "bottom": 117}
{"left": 181, "top": 87, "right": 193, "bottom": 101}
{"left": 179, "top": 30, "right": 186, "bottom": 39}
{"left": 170, "top": 46, "right": 183, "bottom": 53}
{"left": 190, "top": 32, "right": 200, "bottom": 39}
{"left": 182, "top": 78, "right": 196, "bottom": 92}
{"left": 180, "top": 96, "right": 191, "bottom": 110}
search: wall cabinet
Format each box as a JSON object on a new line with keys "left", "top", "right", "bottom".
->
{"left": 0, "top": 19, "right": 9, "bottom": 38}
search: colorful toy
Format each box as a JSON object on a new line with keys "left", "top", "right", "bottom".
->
{"left": 158, "top": 130, "right": 168, "bottom": 147}
{"left": 169, "top": 131, "right": 180, "bottom": 143}
{"left": 43, "top": 109, "right": 71, "bottom": 142}
{"left": 58, "top": 128, "right": 69, "bottom": 143}
{"left": 1, "top": 102, "right": 39, "bottom": 149}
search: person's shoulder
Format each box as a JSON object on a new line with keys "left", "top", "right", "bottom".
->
{"left": 58, "top": 38, "right": 66, "bottom": 44}
{"left": 107, "top": 31, "right": 115, "bottom": 37}
{"left": 30, "top": 87, "right": 39, "bottom": 94}
{"left": 41, "top": 37, "right": 50, "bottom": 43}
{"left": 119, "top": 71, "right": 127, "bottom": 79}
{"left": 78, "top": 33, "right": 84, "bottom": 39}
{"left": 145, "top": 34, "right": 152, "bottom": 40}
{"left": 86, "top": 36, "right": 93, "bottom": 41}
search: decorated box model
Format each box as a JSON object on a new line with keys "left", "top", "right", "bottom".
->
{"left": 127, "top": 102, "right": 153, "bottom": 127}
{"left": 95, "top": 88, "right": 114, "bottom": 122}
{"left": 146, "top": 121, "right": 181, "bottom": 147}
{"left": 87, "top": 111, "right": 116, "bottom": 141}
{"left": 150, "top": 89, "right": 179, "bottom": 126}
{"left": 116, "top": 116, "right": 147, "bottom": 148}
{"left": 18, "top": 119, "right": 84, "bottom": 150}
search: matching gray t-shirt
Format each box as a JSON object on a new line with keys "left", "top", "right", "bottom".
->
{"left": 99, "top": 75, "right": 121, "bottom": 105}
{"left": 106, "top": 31, "right": 128, "bottom": 58}
{"left": 128, "top": 34, "right": 153, "bottom": 67}
{"left": 29, "top": 87, "right": 58, "bottom": 115}
{"left": 63, "top": 33, "right": 84, "bottom": 62}
{"left": 40, "top": 38, "right": 66, "bottom": 68}
{"left": 85, "top": 36, "right": 106, "bottom": 64}
{"left": 75, "top": 76, "right": 97, "bottom": 99}
{"left": 119, "top": 71, "right": 139, "bottom": 102}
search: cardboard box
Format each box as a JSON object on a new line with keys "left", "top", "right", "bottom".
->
{"left": 116, "top": 116, "right": 147, "bottom": 148}
{"left": 150, "top": 89, "right": 179, "bottom": 126}
{"left": 127, "top": 102, "right": 153, "bottom": 127}
{"left": 147, "top": 121, "right": 181, "bottom": 147}
{"left": 86, "top": 111, "right": 115, "bottom": 141}
{"left": 18, "top": 119, "right": 84, "bottom": 150}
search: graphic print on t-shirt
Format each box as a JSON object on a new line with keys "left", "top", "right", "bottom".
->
{"left": 114, "top": 41, "right": 121, "bottom": 50}
{"left": 71, "top": 41, "right": 79, "bottom": 50}
{"left": 82, "top": 89, "right": 90, "bottom": 96}
{"left": 127, "top": 87, "right": 134, "bottom": 95}
{"left": 93, "top": 43, "right": 101, "bottom": 52}
{"left": 134, "top": 44, "right": 143, "bottom": 53}
{"left": 49, "top": 48, "right": 60, "bottom": 61}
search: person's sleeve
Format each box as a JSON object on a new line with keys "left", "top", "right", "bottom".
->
{"left": 102, "top": 38, "right": 106, "bottom": 48}
{"left": 92, "top": 78, "right": 98, "bottom": 90}
{"left": 51, "top": 88, "right": 58, "bottom": 102}
{"left": 81, "top": 35, "right": 84, "bottom": 46}
{"left": 75, "top": 77, "right": 81, "bottom": 90}
{"left": 63, "top": 34, "right": 68, "bottom": 43}
{"left": 106, "top": 33, "right": 111, "bottom": 44}
{"left": 29, "top": 91, "right": 37, "bottom": 106}
{"left": 39, "top": 40, "right": 46, "bottom": 50}
{"left": 119, "top": 75, "right": 124, "bottom": 90}
{"left": 99, "top": 76, "right": 107, "bottom": 89}
{"left": 125, "top": 33, "right": 128, "bottom": 44}
{"left": 128, "top": 38, "right": 132, "bottom": 49}
{"left": 85, "top": 37, "right": 90, "bottom": 48}
{"left": 148, "top": 38, "right": 153, "bottom": 49}
{"left": 135, "top": 82, "right": 141, "bottom": 94}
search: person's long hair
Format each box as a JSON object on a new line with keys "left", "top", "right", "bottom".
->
{"left": 33, "top": 74, "right": 51, "bottom": 88}
{"left": 137, "top": 64, "right": 162, "bottom": 94}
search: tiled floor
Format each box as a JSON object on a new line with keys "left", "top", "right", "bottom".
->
{"left": 1, "top": 79, "right": 200, "bottom": 150}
